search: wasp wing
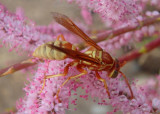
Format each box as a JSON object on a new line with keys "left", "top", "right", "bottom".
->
{"left": 52, "top": 12, "right": 102, "bottom": 51}
{"left": 47, "top": 44, "right": 101, "bottom": 65}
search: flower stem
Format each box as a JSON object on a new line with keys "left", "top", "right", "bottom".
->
{"left": 0, "top": 59, "right": 36, "bottom": 77}
{"left": 119, "top": 38, "right": 160, "bottom": 66}
{"left": 94, "top": 15, "right": 160, "bottom": 43}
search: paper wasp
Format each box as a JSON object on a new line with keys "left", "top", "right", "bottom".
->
{"left": 33, "top": 12, "right": 134, "bottom": 101}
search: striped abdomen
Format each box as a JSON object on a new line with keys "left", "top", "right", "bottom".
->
{"left": 32, "top": 40, "right": 77, "bottom": 60}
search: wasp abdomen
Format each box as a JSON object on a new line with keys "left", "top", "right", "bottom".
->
{"left": 33, "top": 41, "right": 76, "bottom": 60}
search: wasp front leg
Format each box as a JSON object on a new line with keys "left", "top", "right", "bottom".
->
{"left": 95, "top": 71, "right": 111, "bottom": 99}
{"left": 56, "top": 65, "right": 87, "bottom": 102}
{"left": 119, "top": 71, "right": 134, "bottom": 99}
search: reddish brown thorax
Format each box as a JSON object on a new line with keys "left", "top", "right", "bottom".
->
{"left": 102, "top": 52, "right": 120, "bottom": 78}
{"left": 102, "top": 52, "right": 114, "bottom": 64}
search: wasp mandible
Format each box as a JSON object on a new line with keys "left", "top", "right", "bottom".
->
{"left": 33, "top": 12, "right": 134, "bottom": 101}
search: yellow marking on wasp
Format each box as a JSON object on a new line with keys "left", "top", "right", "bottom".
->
{"left": 54, "top": 40, "right": 59, "bottom": 46}
{"left": 85, "top": 51, "right": 92, "bottom": 55}
{"left": 79, "top": 60, "right": 82, "bottom": 64}
{"left": 139, "top": 46, "right": 147, "bottom": 54}
{"left": 62, "top": 41, "right": 68, "bottom": 44}
{"left": 40, "top": 45, "right": 45, "bottom": 58}
{"left": 92, "top": 50, "right": 96, "bottom": 58}
{"left": 46, "top": 44, "right": 52, "bottom": 59}
{"left": 89, "top": 67, "right": 95, "bottom": 70}
{"left": 72, "top": 45, "right": 76, "bottom": 50}
{"left": 108, "top": 70, "right": 114, "bottom": 78}
{"left": 73, "top": 62, "right": 78, "bottom": 66}
{"left": 99, "top": 51, "right": 103, "bottom": 62}
{"left": 83, "top": 61, "right": 92, "bottom": 65}
{"left": 98, "top": 64, "right": 113, "bottom": 70}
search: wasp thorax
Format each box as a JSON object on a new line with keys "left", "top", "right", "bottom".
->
{"left": 102, "top": 52, "right": 114, "bottom": 64}
{"left": 32, "top": 40, "right": 76, "bottom": 60}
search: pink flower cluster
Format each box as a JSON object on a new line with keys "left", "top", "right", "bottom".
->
{"left": 16, "top": 60, "right": 72, "bottom": 113}
{"left": 16, "top": 59, "right": 160, "bottom": 113}
{"left": 98, "top": 11, "right": 160, "bottom": 53}
{"left": 0, "top": 4, "right": 53, "bottom": 53}
{"left": 67, "top": 0, "right": 140, "bottom": 25}
{"left": 0, "top": 3, "right": 88, "bottom": 55}
{"left": 140, "top": 75, "right": 160, "bottom": 111}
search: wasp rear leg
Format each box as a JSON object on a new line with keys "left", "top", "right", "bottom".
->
{"left": 56, "top": 34, "right": 66, "bottom": 41}
{"left": 39, "top": 61, "right": 75, "bottom": 94}
{"left": 95, "top": 71, "right": 111, "bottom": 99}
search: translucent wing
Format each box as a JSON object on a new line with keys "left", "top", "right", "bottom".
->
{"left": 52, "top": 12, "right": 102, "bottom": 51}
{"left": 47, "top": 44, "right": 101, "bottom": 65}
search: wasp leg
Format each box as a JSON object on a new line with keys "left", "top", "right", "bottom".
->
{"left": 119, "top": 71, "right": 134, "bottom": 99}
{"left": 95, "top": 71, "right": 111, "bottom": 99}
{"left": 39, "top": 61, "right": 76, "bottom": 94}
{"left": 56, "top": 65, "right": 87, "bottom": 102}
{"left": 56, "top": 34, "right": 66, "bottom": 41}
